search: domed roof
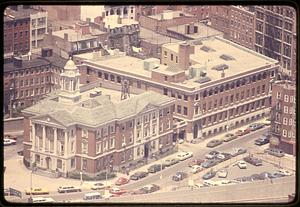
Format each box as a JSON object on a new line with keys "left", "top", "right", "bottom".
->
{"left": 64, "top": 58, "right": 77, "bottom": 70}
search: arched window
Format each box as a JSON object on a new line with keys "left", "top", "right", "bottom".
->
{"left": 123, "top": 7, "right": 128, "bottom": 14}
{"left": 220, "top": 85, "right": 224, "bottom": 92}
{"left": 262, "top": 72, "right": 267, "bottom": 79}
{"left": 236, "top": 80, "right": 240, "bottom": 87}
{"left": 230, "top": 82, "right": 235, "bottom": 89}
{"left": 116, "top": 9, "right": 120, "bottom": 15}
{"left": 225, "top": 83, "right": 229, "bottom": 90}
{"left": 110, "top": 9, "right": 114, "bottom": 15}
{"left": 214, "top": 87, "right": 218, "bottom": 94}
{"left": 241, "top": 78, "right": 246, "bottom": 85}
{"left": 209, "top": 89, "right": 213, "bottom": 96}
{"left": 203, "top": 90, "right": 207, "bottom": 97}
{"left": 257, "top": 73, "right": 261, "bottom": 81}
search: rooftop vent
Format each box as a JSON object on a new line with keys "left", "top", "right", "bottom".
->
{"left": 189, "top": 64, "right": 207, "bottom": 78}
{"left": 220, "top": 54, "right": 235, "bottom": 61}
{"left": 144, "top": 58, "right": 160, "bottom": 71}
{"left": 90, "top": 90, "right": 102, "bottom": 98}
{"left": 194, "top": 76, "right": 211, "bottom": 84}
{"left": 191, "top": 39, "right": 203, "bottom": 45}
{"left": 211, "top": 64, "right": 229, "bottom": 71}
{"left": 200, "top": 45, "right": 215, "bottom": 52}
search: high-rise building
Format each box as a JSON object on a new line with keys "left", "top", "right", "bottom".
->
{"left": 254, "top": 5, "right": 296, "bottom": 79}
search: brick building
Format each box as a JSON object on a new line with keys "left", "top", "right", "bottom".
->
{"left": 22, "top": 59, "right": 175, "bottom": 177}
{"left": 181, "top": 5, "right": 211, "bottom": 21}
{"left": 139, "top": 10, "right": 196, "bottom": 35}
{"left": 4, "top": 8, "right": 30, "bottom": 57}
{"left": 210, "top": 6, "right": 256, "bottom": 50}
{"left": 254, "top": 5, "right": 296, "bottom": 79}
{"left": 103, "top": 15, "right": 140, "bottom": 55}
{"left": 43, "top": 21, "right": 108, "bottom": 59}
{"left": 73, "top": 36, "right": 279, "bottom": 142}
{"left": 270, "top": 81, "right": 296, "bottom": 156}
{"left": 3, "top": 49, "right": 66, "bottom": 116}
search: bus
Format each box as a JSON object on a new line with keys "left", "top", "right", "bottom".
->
{"left": 32, "top": 197, "right": 55, "bottom": 203}
{"left": 83, "top": 192, "right": 102, "bottom": 200}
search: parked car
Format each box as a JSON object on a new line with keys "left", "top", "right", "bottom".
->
{"left": 190, "top": 165, "right": 202, "bottom": 174}
{"left": 4, "top": 138, "right": 17, "bottom": 146}
{"left": 264, "top": 148, "right": 285, "bottom": 157}
{"left": 260, "top": 117, "right": 271, "bottom": 126}
{"left": 109, "top": 187, "right": 127, "bottom": 196}
{"left": 188, "top": 159, "right": 205, "bottom": 167}
{"left": 250, "top": 174, "right": 266, "bottom": 181}
{"left": 237, "top": 161, "right": 247, "bottom": 169}
{"left": 132, "top": 184, "right": 160, "bottom": 195}
{"left": 235, "top": 127, "right": 251, "bottom": 136}
{"left": 201, "top": 159, "right": 220, "bottom": 168}
{"left": 277, "top": 169, "right": 293, "bottom": 176}
{"left": 91, "top": 182, "right": 107, "bottom": 190}
{"left": 230, "top": 148, "right": 247, "bottom": 157}
{"left": 57, "top": 186, "right": 81, "bottom": 193}
{"left": 234, "top": 176, "right": 253, "bottom": 183}
{"left": 217, "top": 169, "right": 228, "bottom": 178}
{"left": 206, "top": 139, "right": 223, "bottom": 148}
{"left": 178, "top": 139, "right": 184, "bottom": 144}
{"left": 25, "top": 187, "right": 49, "bottom": 195}
{"left": 148, "top": 164, "right": 164, "bottom": 173}
{"left": 172, "top": 172, "right": 188, "bottom": 181}
{"left": 255, "top": 137, "right": 270, "bottom": 146}
{"left": 205, "top": 150, "right": 220, "bottom": 159}
{"left": 216, "top": 153, "right": 232, "bottom": 161}
{"left": 115, "top": 177, "right": 130, "bottom": 186}
{"left": 222, "top": 133, "right": 238, "bottom": 142}
{"left": 130, "top": 171, "right": 148, "bottom": 180}
{"left": 243, "top": 156, "right": 263, "bottom": 166}
{"left": 248, "top": 123, "right": 264, "bottom": 131}
{"left": 163, "top": 158, "right": 180, "bottom": 167}
{"left": 176, "top": 151, "right": 193, "bottom": 161}
{"left": 4, "top": 134, "right": 18, "bottom": 140}
{"left": 259, "top": 171, "right": 272, "bottom": 179}
{"left": 202, "top": 171, "right": 216, "bottom": 180}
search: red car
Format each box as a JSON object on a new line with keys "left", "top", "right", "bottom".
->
{"left": 235, "top": 127, "right": 251, "bottom": 136}
{"left": 109, "top": 187, "right": 127, "bottom": 196}
{"left": 115, "top": 177, "right": 130, "bottom": 186}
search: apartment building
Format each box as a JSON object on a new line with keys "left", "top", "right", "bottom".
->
{"left": 22, "top": 58, "right": 175, "bottom": 177}
{"left": 139, "top": 10, "right": 196, "bottom": 35}
{"left": 73, "top": 36, "right": 279, "bottom": 142}
{"left": 30, "top": 10, "right": 48, "bottom": 52}
{"left": 254, "top": 5, "right": 296, "bottom": 79}
{"left": 210, "top": 5, "right": 256, "bottom": 50}
{"left": 4, "top": 7, "right": 31, "bottom": 57}
{"left": 271, "top": 81, "right": 296, "bottom": 156}
{"left": 3, "top": 48, "right": 65, "bottom": 115}
{"left": 43, "top": 21, "right": 108, "bottom": 59}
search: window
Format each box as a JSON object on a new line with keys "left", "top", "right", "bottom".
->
{"left": 177, "top": 105, "right": 181, "bottom": 114}
{"left": 282, "top": 129, "right": 287, "bottom": 137}
{"left": 96, "top": 142, "right": 101, "bottom": 153}
{"left": 163, "top": 88, "right": 168, "bottom": 95}
{"left": 183, "top": 107, "right": 188, "bottom": 116}
{"left": 110, "top": 125, "right": 115, "bottom": 134}
{"left": 177, "top": 94, "right": 182, "bottom": 99}
{"left": 82, "top": 129, "right": 88, "bottom": 138}
{"left": 277, "top": 92, "right": 281, "bottom": 99}
{"left": 164, "top": 51, "right": 167, "bottom": 58}
{"left": 284, "top": 95, "right": 289, "bottom": 102}
{"left": 159, "top": 123, "right": 163, "bottom": 132}
{"left": 257, "top": 86, "right": 260, "bottom": 94}
{"left": 98, "top": 71, "right": 102, "bottom": 78}
{"left": 289, "top": 118, "right": 293, "bottom": 126}
{"left": 284, "top": 106, "right": 289, "bottom": 113}
{"left": 290, "top": 96, "right": 294, "bottom": 103}
{"left": 82, "top": 141, "right": 88, "bottom": 154}
{"left": 110, "top": 138, "right": 115, "bottom": 149}
{"left": 144, "top": 114, "right": 149, "bottom": 123}
{"left": 251, "top": 88, "right": 255, "bottom": 96}
{"left": 159, "top": 110, "right": 163, "bottom": 117}
{"left": 184, "top": 95, "right": 188, "bottom": 101}
{"left": 283, "top": 118, "right": 288, "bottom": 125}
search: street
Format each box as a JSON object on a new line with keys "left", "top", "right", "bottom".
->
{"left": 4, "top": 126, "right": 296, "bottom": 203}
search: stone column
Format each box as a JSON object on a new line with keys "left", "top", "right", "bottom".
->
{"left": 64, "top": 131, "right": 68, "bottom": 156}
{"left": 42, "top": 125, "right": 46, "bottom": 152}
{"left": 54, "top": 128, "right": 58, "bottom": 155}
{"left": 32, "top": 123, "right": 36, "bottom": 150}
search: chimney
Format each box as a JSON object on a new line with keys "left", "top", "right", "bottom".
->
{"left": 221, "top": 70, "right": 225, "bottom": 78}
{"left": 75, "top": 21, "right": 90, "bottom": 35}
{"left": 13, "top": 56, "right": 22, "bottom": 68}
{"left": 178, "top": 42, "right": 194, "bottom": 70}
{"left": 64, "top": 33, "right": 68, "bottom": 41}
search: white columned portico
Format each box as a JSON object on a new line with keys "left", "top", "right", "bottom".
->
{"left": 42, "top": 125, "right": 46, "bottom": 152}
{"left": 64, "top": 131, "right": 68, "bottom": 156}
{"left": 32, "top": 123, "right": 36, "bottom": 150}
{"left": 54, "top": 128, "right": 58, "bottom": 155}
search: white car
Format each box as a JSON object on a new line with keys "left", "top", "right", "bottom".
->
{"left": 217, "top": 169, "right": 228, "bottom": 178}
{"left": 277, "top": 169, "right": 293, "bottom": 176}
{"left": 4, "top": 138, "right": 16, "bottom": 146}
{"left": 237, "top": 161, "right": 247, "bottom": 169}
{"left": 176, "top": 151, "right": 193, "bottom": 161}
{"left": 190, "top": 165, "right": 202, "bottom": 174}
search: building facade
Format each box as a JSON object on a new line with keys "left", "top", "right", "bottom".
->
{"left": 4, "top": 8, "right": 30, "bottom": 57}
{"left": 254, "top": 5, "right": 296, "bottom": 78}
{"left": 30, "top": 10, "right": 48, "bottom": 52}
{"left": 22, "top": 59, "right": 175, "bottom": 177}
{"left": 43, "top": 21, "right": 108, "bottom": 59}
{"left": 74, "top": 36, "right": 279, "bottom": 142}
{"left": 270, "top": 81, "right": 296, "bottom": 156}
{"left": 3, "top": 48, "right": 65, "bottom": 115}
{"left": 104, "top": 5, "right": 136, "bottom": 20}
{"left": 210, "top": 5, "right": 256, "bottom": 50}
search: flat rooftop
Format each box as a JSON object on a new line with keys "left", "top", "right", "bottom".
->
{"left": 149, "top": 10, "right": 193, "bottom": 20}
{"left": 75, "top": 36, "right": 278, "bottom": 90}
{"left": 52, "top": 29, "right": 104, "bottom": 42}
{"left": 167, "top": 23, "right": 223, "bottom": 39}
{"left": 140, "top": 27, "right": 181, "bottom": 44}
